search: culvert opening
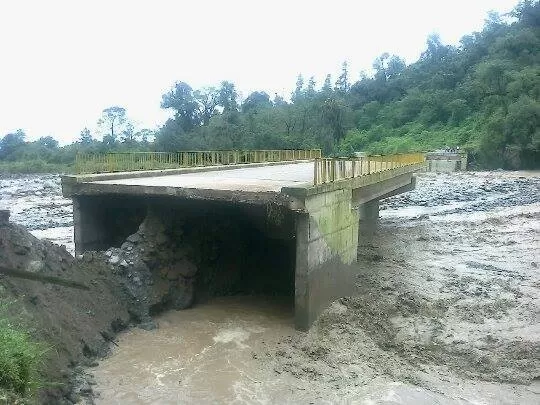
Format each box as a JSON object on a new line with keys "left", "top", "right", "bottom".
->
{"left": 107, "top": 197, "right": 297, "bottom": 322}
{"left": 181, "top": 204, "right": 296, "bottom": 301}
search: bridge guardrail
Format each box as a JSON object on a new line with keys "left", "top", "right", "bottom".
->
{"left": 313, "top": 153, "right": 425, "bottom": 185}
{"left": 75, "top": 149, "right": 322, "bottom": 174}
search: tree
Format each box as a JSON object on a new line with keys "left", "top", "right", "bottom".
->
{"left": 98, "top": 106, "right": 127, "bottom": 142}
{"left": 386, "top": 55, "right": 406, "bottom": 79}
{"left": 161, "top": 82, "right": 200, "bottom": 131}
{"left": 242, "top": 91, "right": 272, "bottom": 113}
{"left": 37, "top": 136, "right": 58, "bottom": 149}
{"left": 322, "top": 74, "right": 333, "bottom": 94}
{"left": 420, "top": 33, "right": 451, "bottom": 63}
{"left": 135, "top": 129, "right": 155, "bottom": 144}
{"left": 120, "top": 122, "right": 136, "bottom": 144}
{"left": 291, "top": 74, "right": 304, "bottom": 103}
{"left": 306, "top": 76, "right": 317, "bottom": 98}
{"left": 321, "top": 97, "right": 348, "bottom": 141}
{"left": 273, "top": 93, "right": 287, "bottom": 106}
{"left": 0, "top": 129, "right": 26, "bottom": 160}
{"left": 194, "top": 87, "right": 218, "bottom": 125}
{"left": 78, "top": 128, "right": 94, "bottom": 145}
{"left": 373, "top": 53, "right": 390, "bottom": 81}
{"left": 335, "top": 61, "right": 350, "bottom": 92}
{"left": 217, "top": 81, "right": 239, "bottom": 113}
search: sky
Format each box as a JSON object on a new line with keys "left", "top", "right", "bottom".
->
{"left": 0, "top": 0, "right": 521, "bottom": 144}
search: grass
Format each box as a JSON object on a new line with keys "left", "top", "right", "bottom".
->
{"left": 0, "top": 301, "right": 47, "bottom": 402}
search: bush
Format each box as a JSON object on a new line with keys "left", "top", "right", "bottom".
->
{"left": 0, "top": 160, "right": 72, "bottom": 174}
{"left": 0, "top": 302, "right": 46, "bottom": 399}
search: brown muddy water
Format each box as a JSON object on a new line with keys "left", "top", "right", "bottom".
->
{"left": 1, "top": 171, "right": 539, "bottom": 404}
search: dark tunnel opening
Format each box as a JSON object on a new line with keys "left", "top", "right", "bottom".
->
{"left": 81, "top": 195, "right": 298, "bottom": 308}
{"left": 157, "top": 199, "right": 297, "bottom": 303}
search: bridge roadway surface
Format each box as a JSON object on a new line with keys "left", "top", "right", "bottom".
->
{"left": 90, "top": 162, "right": 314, "bottom": 192}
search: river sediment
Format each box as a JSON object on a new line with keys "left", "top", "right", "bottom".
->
{"left": 1, "top": 171, "right": 539, "bottom": 404}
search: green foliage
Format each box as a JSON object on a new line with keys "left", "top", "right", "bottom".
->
{"left": 0, "top": 301, "right": 47, "bottom": 399}
{"left": 1, "top": 1, "right": 538, "bottom": 171}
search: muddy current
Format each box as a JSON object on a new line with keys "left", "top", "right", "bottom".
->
{"left": 1, "top": 171, "right": 539, "bottom": 404}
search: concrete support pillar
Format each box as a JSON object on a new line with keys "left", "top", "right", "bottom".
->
{"left": 294, "top": 212, "right": 310, "bottom": 330}
{"left": 358, "top": 199, "right": 379, "bottom": 247}
{"left": 73, "top": 196, "right": 106, "bottom": 254}
{"left": 358, "top": 199, "right": 379, "bottom": 226}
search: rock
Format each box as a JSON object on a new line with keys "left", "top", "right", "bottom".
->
{"left": 78, "top": 381, "right": 92, "bottom": 394}
{"left": 155, "top": 232, "right": 169, "bottom": 246}
{"left": 172, "top": 278, "right": 195, "bottom": 310}
{"left": 13, "top": 238, "right": 32, "bottom": 255}
{"left": 127, "top": 233, "right": 142, "bottom": 244}
{"left": 109, "top": 255, "right": 120, "bottom": 265}
{"left": 166, "top": 268, "right": 180, "bottom": 281}
{"left": 120, "top": 242, "right": 133, "bottom": 251}
{"left": 138, "top": 320, "right": 157, "bottom": 330}
{"left": 105, "top": 250, "right": 113, "bottom": 258}
{"left": 172, "top": 259, "right": 198, "bottom": 278}
{"left": 120, "top": 260, "right": 129, "bottom": 268}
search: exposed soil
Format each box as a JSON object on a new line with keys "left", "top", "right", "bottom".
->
{"left": 0, "top": 221, "right": 131, "bottom": 404}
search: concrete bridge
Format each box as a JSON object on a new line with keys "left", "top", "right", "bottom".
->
{"left": 62, "top": 151, "right": 426, "bottom": 330}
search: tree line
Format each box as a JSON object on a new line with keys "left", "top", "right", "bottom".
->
{"left": 1, "top": 0, "right": 538, "bottom": 172}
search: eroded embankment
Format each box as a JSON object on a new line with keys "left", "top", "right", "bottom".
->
{"left": 1, "top": 201, "right": 295, "bottom": 404}
{"left": 0, "top": 220, "right": 131, "bottom": 404}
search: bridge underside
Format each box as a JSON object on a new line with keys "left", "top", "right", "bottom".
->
{"left": 63, "top": 162, "right": 423, "bottom": 330}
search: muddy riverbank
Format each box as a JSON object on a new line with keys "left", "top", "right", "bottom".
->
{"left": 1, "top": 171, "right": 539, "bottom": 404}
{"left": 89, "top": 171, "right": 540, "bottom": 404}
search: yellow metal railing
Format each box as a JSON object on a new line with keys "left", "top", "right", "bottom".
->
{"left": 75, "top": 149, "right": 322, "bottom": 174}
{"left": 313, "top": 153, "right": 425, "bottom": 185}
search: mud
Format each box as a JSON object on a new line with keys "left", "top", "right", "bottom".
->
{"left": 1, "top": 171, "right": 539, "bottom": 404}
{"left": 0, "top": 221, "right": 132, "bottom": 404}
{"left": 87, "top": 171, "right": 540, "bottom": 404}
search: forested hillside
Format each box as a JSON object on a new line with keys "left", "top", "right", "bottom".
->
{"left": 1, "top": 0, "right": 538, "bottom": 171}
{"left": 156, "top": 0, "right": 539, "bottom": 169}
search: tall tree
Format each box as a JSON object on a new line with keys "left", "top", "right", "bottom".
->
{"left": 78, "top": 128, "right": 93, "bottom": 145}
{"left": 292, "top": 74, "right": 305, "bottom": 103}
{"left": 98, "top": 106, "right": 127, "bottom": 141}
{"left": 322, "top": 74, "right": 333, "bottom": 94}
{"left": 0, "top": 129, "right": 26, "bottom": 159}
{"left": 194, "top": 87, "right": 218, "bottom": 125}
{"left": 242, "top": 91, "right": 272, "bottom": 113}
{"left": 335, "top": 62, "right": 350, "bottom": 92}
{"left": 306, "top": 76, "right": 317, "bottom": 98}
{"left": 161, "top": 82, "right": 200, "bottom": 131}
{"left": 217, "top": 81, "right": 239, "bottom": 113}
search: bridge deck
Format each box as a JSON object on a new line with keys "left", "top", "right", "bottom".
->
{"left": 90, "top": 162, "right": 314, "bottom": 193}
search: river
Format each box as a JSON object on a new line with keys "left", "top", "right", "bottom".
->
{"left": 1, "top": 171, "right": 539, "bottom": 404}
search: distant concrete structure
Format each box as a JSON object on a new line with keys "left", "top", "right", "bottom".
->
{"left": 425, "top": 151, "right": 468, "bottom": 172}
{"left": 63, "top": 154, "right": 425, "bottom": 330}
